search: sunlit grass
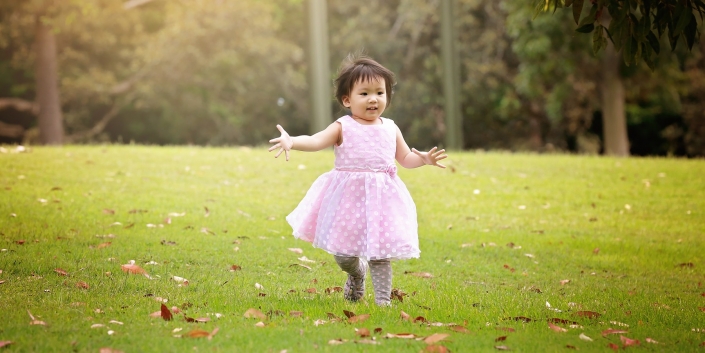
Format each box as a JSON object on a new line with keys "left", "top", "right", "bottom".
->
{"left": 1, "top": 145, "right": 703, "bottom": 352}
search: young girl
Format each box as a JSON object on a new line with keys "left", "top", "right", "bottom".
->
{"left": 269, "top": 55, "right": 447, "bottom": 306}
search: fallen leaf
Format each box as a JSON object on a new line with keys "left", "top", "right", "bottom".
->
{"left": 98, "top": 348, "right": 124, "bottom": 353}
{"left": 374, "top": 327, "right": 383, "bottom": 334}
{"left": 348, "top": 314, "right": 370, "bottom": 323}
{"left": 327, "top": 312, "right": 341, "bottom": 320}
{"left": 496, "top": 327, "right": 515, "bottom": 333}
{"left": 508, "top": 316, "right": 532, "bottom": 323}
{"left": 255, "top": 283, "right": 264, "bottom": 290}
{"left": 95, "top": 242, "right": 112, "bottom": 249}
{"left": 343, "top": 310, "right": 356, "bottom": 318}
{"left": 14, "top": 240, "right": 25, "bottom": 245}
{"left": 495, "top": 336, "right": 507, "bottom": 342}
{"left": 620, "top": 335, "right": 640, "bottom": 347}
{"left": 30, "top": 320, "right": 47, "bottom": 326}
{"left": 91, "top": 324, "right": 105, "bottom": 329}
{"left": 560, "top": 279, "right": 570, "bottom": 285}
{"left": 54, "top": 268, "right": 69, "bottom": 276}
{"left": 450, "top": 325, "right": 471, "bottom": 333}
{"left": 391, "top": 288, "right": 407, "bottom": 302}
{"left": 289, "top": 263, "right": 311, "bottom": 270}
{"left": 424, "top": 333, "right": 450, "bottom": 344}
{"left": 425, "top": 345, "right": 450, "bottom": 353}
{"left": 548, "top": 322, "right": 567, "bottom": 332}
{"left": 645, "top": 338, "right": 659, "bottom": 344}
{"left": 494, "top": 345, "right": 510, "bottom": 351}
{"left": 400, "top": 310, "right": 411, "bottom": 321}
{"left": 120, "top": 263, "right": 146, "bottom": 275}
{"left": 186, "top": 329, "right": 210, "bottom": 338}
{"left": 243, "top": 308, "right": 266, "bottom": 320}
{"left": 575, "top": 311, "right": 600, "bottom": 319}
{"left": 328, "top": 339, "right": 346, "bottom": 345}
{"left": 325, "top": 286, "right": 343, "bottom": 294}
{"left": 290, "top": 311, "right": 303, "bottom": 317}
{"left": 579, "top": 333, "right": 593, "bottom": 341}
{"left": 304, "top": 288, "right": 317, "bottom": 294}
{"left": 297, "top": 256, "right": 316, "bottom": 263}
{"left": 254, "top": 322, "right": 265, "bottom": 328}
{"left": 203, "top": 207, "right": 210, "bottom": 217}
{"left": 355, "top": 328, "right": 370, "bottom": 337}
{"left": 385, "top": 333, "right": 416, "bottom": 339}
{"left": 413, "top": 316, "right": 428, "bottom": 324}
{"left": 676, "top": 262, "right": 694, "bottom": 268}
{"left": 593, "top": 248, "right": 600, "bottom": 254}
{"left": 608, "top": 342, "right": 619, "bottom": 351}
{"left": 102, "top": 209, "right": 115, "bottom": 215}
{"left": 76, "top": 281, "right": 89, "bottom": 289}
{"left": 288, "top": 248, "right": 303, "bottom": 254}
{"left": 601, "top": 329, "right": 628, "bottom": 337}
{"left": 405, "top": 271, "right": 433, "bottom": 278}
{"left": 161, "top": 304, "right": 173, "bottom": 321}
{"left": 565, "top": 345, "right": 577, "bottom": 350}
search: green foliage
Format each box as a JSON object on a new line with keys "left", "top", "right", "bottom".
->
{"left": 535, "top": 0, "right": 704, "bottom": 68}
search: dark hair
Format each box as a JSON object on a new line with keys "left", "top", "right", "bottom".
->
{"left": 334, "top": 54, "right": 396, "bottom": 107}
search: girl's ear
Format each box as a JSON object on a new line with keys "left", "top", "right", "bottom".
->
{"left": 342, "top": 96, "right": 351, "bottom": 108}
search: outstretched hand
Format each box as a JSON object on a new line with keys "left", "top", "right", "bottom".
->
{"left": 411, "top": 146, "right": 447, "bottom": 168}
{"left": 268, "top": 124, "right": 293, "bottom": 161}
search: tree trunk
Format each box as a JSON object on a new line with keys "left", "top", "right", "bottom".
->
{"left": 600, "top": 43, "right": 629, "bottom": 156}
{"left": 35, "top": 15, "right": 64, "bottom": 145}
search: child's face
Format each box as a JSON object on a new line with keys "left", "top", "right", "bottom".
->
{"left": 342, "top": 77, "right": 387, "bottom": 123}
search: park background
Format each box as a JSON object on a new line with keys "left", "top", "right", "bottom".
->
{"left": 1, "top": 0, "right": 704, "bottom": 157}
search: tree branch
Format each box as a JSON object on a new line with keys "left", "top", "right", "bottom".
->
{"left": 0, "top": 121, "right": 24, "bottom": 138}
{"left": 65, "top": 103, "right": 121, "bottom": 142}
{"left": 0, "top": 98, "right": 39, "bottom": 115}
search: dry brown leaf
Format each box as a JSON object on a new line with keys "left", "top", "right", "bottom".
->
{"left": 548, "top": 322, "right": 567, "bottom": 332}
{"left": 325, "top": 286, "right": 343, "bottom": 294}
{"left": 559, "top": 279, "right": 570, "bottom": 285}
{"left": 96, "top": 242, "right": 111, "bottom": 249}
{"left": 423, "top": 333, "right": 450, "bottom": 344}
{"left": 496, "top": 327, "right": 515, "bottom": 333}
{"left": 413, "top": 316, "right": 428, "bottom": 324}
{"left": 405, "top": 271, "right": 433, "bottom": 278}
{"left": 575, "top": 311, "right": 600, "bottom": 319}
{"left": 494, "top": 345, "right": 510, "bottom": 350}
{"left": 348, "top": 314, "right": 370, "bottom": 324}
{"left": 287, "top": 248, "right": 303, "bottom": 254}
{"left": 620, "top": 335, "right": 640, "bottom": 347}
{"left": 254, "top": 321, "right": 265, "bottom": 328}
{"left": 30, "top": 320, "right": 47, "bottom": 326}
{"left": 76, "top": 281, "right": 89, "bottom": 289}
{"left": 54, "top": 268, "right": 69, "bottom": 276}
{"left": 289, "top": 311, "right": 303, "bottom": 317}
{"left": 102, "top": 209, "right": 115, "bottom": 215}
{"left": 327, "top": 312, "right": 341, "bottom": 320}
{"left": 450, "top": 325, "right": 471, "bottom": 333}
{"left": 608, "top": 342, "right": 619, "bottom": 351}
{"left": 565, "top": 345, "right": 577, "bottom": 350}
{"left": 374, "top": 327, "right": 383, "bottom": 334}
{"left": 230, "top": 265, "right": 241, "bottom": 271}
{"left": 400, "top": 310, "right": 411, "bottom": 321}
{"left": 289, "top": 263, "right": 311, "bottom": 270}
{"left": 161, "top": 304, "right": 173, "bottom": 321}
{"left": 495, "top": 336, "right": 507, "bottom": 342}
{"left": 425, "top": 345, "right": 450, "bottom": 353}
{"left": 385, "top": 333, "right": 416, "bottom": 339}
{"left": 120, "top": 264, "right": 146, "bottom": 275}
{"left": 355, "top": 328, "right": 370, "bottom": 337}
{"left": 328, "top": 339, "right": 346, "bottom": 345}
{"left": 391, "top": 288, "right": 407, "bottom": 302}
{"left": 343, "top": 310, "right": 356, "bottom": 318}
{"left": 645, "top": 338, "right": 659, "bottom": 344}
{"left": 304, "top": 288, "right": 317, "bottom": 294}
{"left": 243, "top": 308, "right": 266, "bottom": 320}
{"left": 186, "top": 329, "right": 210, "bottom": 338}
{"left": 149, "top": 311, "right": 161, "bottom": 318}
{"left": 601, "top": 329, "right": 628, "bottom": 337}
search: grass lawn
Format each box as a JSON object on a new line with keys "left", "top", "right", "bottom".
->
{"left": 0, "top": 145, "right": 704, "bottom": 352}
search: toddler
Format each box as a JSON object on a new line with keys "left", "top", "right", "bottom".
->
{"left": 269, "top": 55, "right": 447, "bottom": 306}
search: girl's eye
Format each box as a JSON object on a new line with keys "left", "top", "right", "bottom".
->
{"left": 378, "top": 92, "right": 384, "bottom": 95}
{"left": 361, "top": 93, "right": 367, "bottom": 96}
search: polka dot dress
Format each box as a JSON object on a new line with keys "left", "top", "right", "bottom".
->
{"left": 286, "top": 115, "right": 420, "bottom": 261}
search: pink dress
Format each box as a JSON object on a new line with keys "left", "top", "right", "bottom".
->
{"left": 286, "top": 115, "right": 420, "bottom": 261}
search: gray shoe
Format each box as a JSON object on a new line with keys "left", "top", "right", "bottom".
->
{"left": 343, "top": 259, "right": 367, "bottom": 301}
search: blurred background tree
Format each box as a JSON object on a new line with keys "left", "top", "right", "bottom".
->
{"left": 0, "top": 0, "right": 703, "bottom": 156}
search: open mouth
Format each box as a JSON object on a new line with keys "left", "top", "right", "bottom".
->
{"left": 367, "top": 107, "right": 378, "bottom": 111}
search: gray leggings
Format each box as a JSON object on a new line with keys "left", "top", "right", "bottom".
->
{"left": 334, "top": 256, "right": 392, "bottom": 305}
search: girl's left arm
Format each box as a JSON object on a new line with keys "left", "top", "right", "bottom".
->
{"left": 394, "top": 125, "right": 447, "bottom": 169}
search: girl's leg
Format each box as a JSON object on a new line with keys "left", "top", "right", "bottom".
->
{"left": 334, "top": 256, "right": 367, "bottom": 301}
{"left": 368, "top": 259, "right": 392, "bottom": 306}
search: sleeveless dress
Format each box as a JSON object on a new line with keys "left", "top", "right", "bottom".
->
{"left": 286, "top": 115, "right": 420, "bottom": 261}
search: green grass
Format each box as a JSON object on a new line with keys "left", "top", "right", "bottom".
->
{"left": 1, "top": 145, "right": 704, "bottom": 352}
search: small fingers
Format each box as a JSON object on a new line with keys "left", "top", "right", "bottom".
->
{"left": 285, "top": 149, "right": 290, "bottom": 161}
{"left": 268, "top": 143, "right": 280, "bottom": 152}
{"left": 274, "top": 148, "right": 283, "bottom": 158}
{"left": 435, "top": 162, "right": 446, "bottom": 169}
{"left": 435, "top": 154, "right": 448, "bottom": 161}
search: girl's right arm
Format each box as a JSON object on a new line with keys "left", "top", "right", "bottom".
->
{"left": 269, "top": 123, "right": 341, "bottom": 161}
